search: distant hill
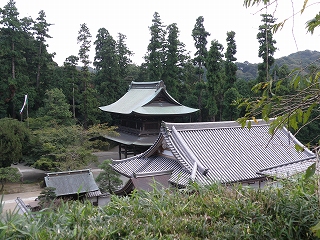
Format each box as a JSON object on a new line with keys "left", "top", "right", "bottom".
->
{"left": 236, "top": 50, "right": 320, "bottom": 80}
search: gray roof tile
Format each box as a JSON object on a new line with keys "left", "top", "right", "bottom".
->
{"left": 112, "top": 120, "right": 315, "bottom": 187}
{"left": 44, "top": 169, "right": 99, "bottom": 196}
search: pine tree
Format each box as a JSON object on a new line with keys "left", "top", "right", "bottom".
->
{"left": 116, "top": 33, "right": 133, "bottom": 79}
{"left": 63, "top": 55, "right": 79, "bottom": 119}
{"left": 224, "top": 31, "right": 237, "bottom": 90}
{"left": 77, "top": 23, "right": 97, "bottom": 129}
{"left": 163, "top": 23, "right": 187, "bottom": 100}
{"left": 145, "top": 12, "right": 166, "bottom": 81}
{"left": 192, "top": 16, "right": 210, "bottom": 82}
{"left": 33, "top": 10, "right": 52, "bottom": 89}
{"left": 257, "top": 14, "right": 277, "bottom": 83}
{"left": 206, "top": 40, "right": 224, "bottom": 121}
{"left": 94, "top": 28, "right": 121, "bottom": 104}
{"left": 0, "top": 0, "right": 21, "bottom": 80}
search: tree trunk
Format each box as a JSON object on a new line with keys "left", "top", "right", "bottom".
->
{"left": 36, "top": 43, "right": 43, "bottom": 88}
{"left": 12, "top": 42, "right": 15, "bottom": 79}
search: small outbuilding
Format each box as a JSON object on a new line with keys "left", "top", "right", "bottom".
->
{"left": 44, "top": 169, "right": 101, "bottom": 205}
{"left": 112, "top": 119, "right": 316, "bottom": 194}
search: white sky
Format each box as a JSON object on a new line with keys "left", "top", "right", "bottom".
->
{"left": 1, "top": 0, "right": 320, "bottom": 67}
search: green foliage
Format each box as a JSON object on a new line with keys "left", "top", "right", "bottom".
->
{"left": 77, "top": 23, "right": 96, "bottom": 129}
{"left": 93, "top": 28, "right": 127, "bottom": 124}
{"left": 30, "top": 123, "right": 115, "bottom": 171}
{"left": 192, "top": 16, "right": 210, "bottom": 81}
{"left": 38, "top": 186, "right": 57, "bottom": 209}
{"left": 225, "top": 31, "right": 237, "bottom": 89}
{"left": 222, "top": 88, "right": 241, "bottom": 120}
{"left": 33, "top": 157, "right": 57, "bottom": 171}
{"left": 96, "top": 159, "right": 122, "bottom": 193}
{"left": 0, "top": 167, "right": 20, "bottom": 192}
{"left": 145, "top": 12, "right": 166, "bottom": 81}
{"left": 257, "top": 14, "right": 277, "bottom": 83}
{"left": 162, "top": 23, "right": 188, "bottom": 100}
{"left": 206, "top": 39, "right": 224, "bottom": 121}
{"left": 0, "top": 118, "right": 34, "bottom": 166}
{"left": 37, "top": 88, "right": 73, "bottom": 125}
{"left": 1, "top": 178, "right": 320, "bottom": 239}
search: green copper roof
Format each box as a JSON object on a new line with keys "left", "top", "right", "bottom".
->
{"left": 99, "top": 81, "right": 198, "bottom": 115}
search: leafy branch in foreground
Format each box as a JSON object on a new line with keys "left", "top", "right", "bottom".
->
{"left": 238, "top": 75, "right": 320, "bottom": 140}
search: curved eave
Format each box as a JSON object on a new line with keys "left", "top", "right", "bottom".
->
{"left": 99, "top": 88, "right": 161, "bottom": 114}
{"left": 133, "top": 106, "right": 198, "bottom": 115}
{"left": 105, "top": 132, "right": 158, "bottom": 146}
{"left": 99, "top": 84, "right": 199, "bottom": 115}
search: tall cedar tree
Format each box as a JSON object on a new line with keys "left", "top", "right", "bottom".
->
{"left": 224, "top": 31, "right": 237, "bottom": 90}
{"left": 192, "top": 16, "right": 210, "bottom": 121}
{"left": 206, "top": 40, "right": 224, "bottom": 121}
{"left": 257, "top": 14, "right": 277, "bottom": 83}
{"left": 77, "top": 23, "right": 94, "bottom": 129}
{"left": 63, "top": 55, "right": 79, "bottom": 119}
{"left": 94, "top": 28, "right": 120, "bottom": 107}
{"left": 163, "top": 23, "right": 187, "bottom": 100}
{"left": 192, "top": 16, "right": 210, "bottom": 82}
{"left": 145, "top": 12, "right": 166, "bottom": 81}
{"left": 0, "top": 1, "right": 30, "bottom": 119}
{"left": 33, "top": 10, "right": 52, "bottom": 89}
{"left": 116, "top": 33, "right": 133, "bottom": 79}
{"left": 0, "top": 0, "right": 20, "bottom": 80}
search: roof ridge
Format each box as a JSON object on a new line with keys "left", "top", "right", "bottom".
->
{"left": 171, "top": 126, "right": 209, "bottom": 176}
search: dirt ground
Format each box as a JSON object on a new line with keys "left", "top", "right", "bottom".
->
{"left": 1, "top": 182, "right": 42, "bottom": 195}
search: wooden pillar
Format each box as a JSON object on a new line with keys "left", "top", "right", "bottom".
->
{"left": 118, "top": 144, "right": 122, "bottom": 160}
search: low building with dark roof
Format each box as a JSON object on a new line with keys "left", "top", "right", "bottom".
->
{"left": 112, "top": 119, "right": 316, "bottom": 194}
{"left": 99, "top": 80, "right": 198, "bottom": 159}
{"left": 44, "top": 169, "right": 101, "bottom": 204}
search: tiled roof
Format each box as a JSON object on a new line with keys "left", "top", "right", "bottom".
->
{"left": 99, "top": 80, "right": 198, "bottom": 115}
{"left": 44, "top": 169, "right": 99, "bottom": 197}
{"left": 112, "top": 120, "right": 315, "bottom": 187}
{"left": 113, "top": 155, "right": 190, "bottom": 186}
{"left": 258, "top": 156, "right": 316, "bottom": 178}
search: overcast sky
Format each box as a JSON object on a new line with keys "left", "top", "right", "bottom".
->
{"left": 1, "top": 0, "right": 319, "bottom": 67}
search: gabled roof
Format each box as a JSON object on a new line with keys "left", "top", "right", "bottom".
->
{"left": 99, "top": 80, "right": 198, "bottom": 115}
{"left": 112, "top": 120, "right": 315, "bottom": 187}
{"left": 44, "top": 169, "right": 99, "bottom": 197}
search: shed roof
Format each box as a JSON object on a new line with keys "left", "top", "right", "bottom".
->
{"left": 99, "top": 81, "right": 198, "bottom": 115}
{"left": 44, "top": 169, "right": 99, "bottom": 197}
{"left": 258, "top": 156, "right": 316, "bottom": 178}
{"left": 112, "top": 119, "right": 315, "bottom": 187}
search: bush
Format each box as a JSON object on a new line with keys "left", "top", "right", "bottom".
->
{"left": 1, "top": 176, "right": 319, "bottom": 239}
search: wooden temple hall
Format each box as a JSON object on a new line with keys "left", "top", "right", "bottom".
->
{"left": 99, "top": 81, "right": 198, "bottom": 159}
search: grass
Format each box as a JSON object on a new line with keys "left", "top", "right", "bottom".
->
{"left": 1, "top": 177, "right": 320, "bottom": 239}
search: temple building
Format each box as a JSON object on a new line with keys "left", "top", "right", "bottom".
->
{"left": 99, "top": 80, "right": 198, "bottom": 159}
{"left": 112, "top": 120, "right": 316, "bottom": 195}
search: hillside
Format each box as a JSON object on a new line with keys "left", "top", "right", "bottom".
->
{"left": 236, "top": 50, "right": 320, "bottom": 80}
